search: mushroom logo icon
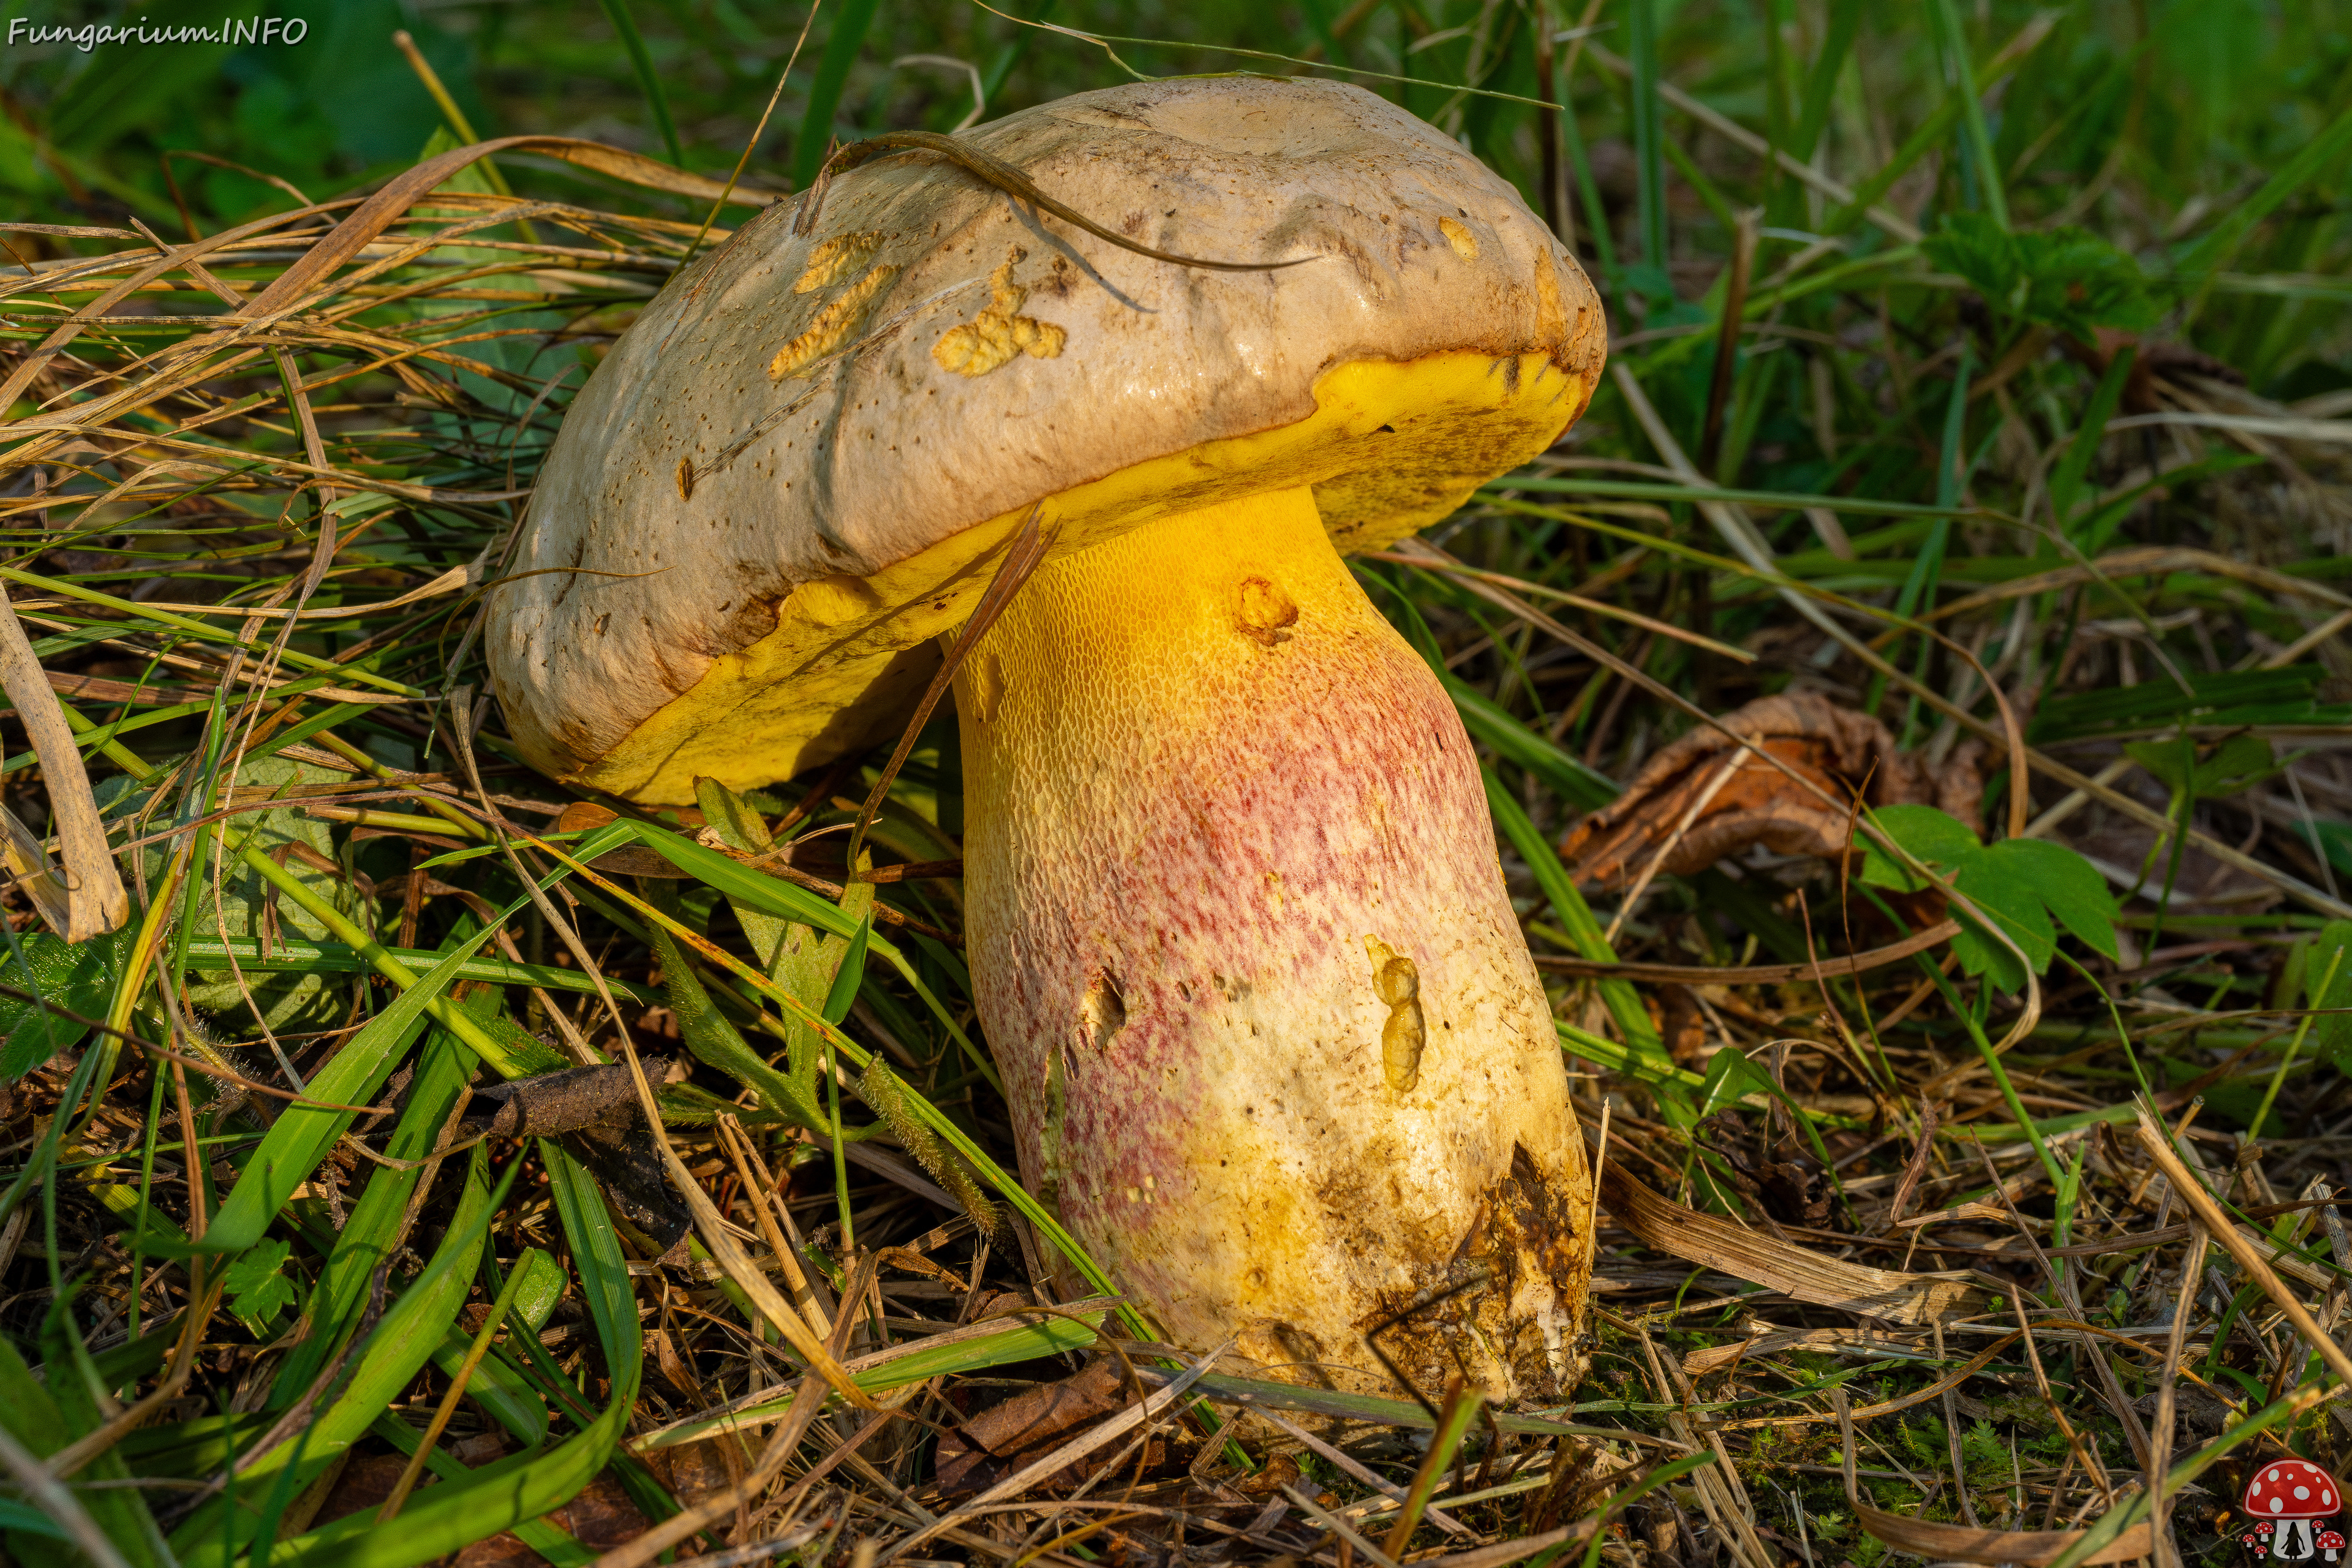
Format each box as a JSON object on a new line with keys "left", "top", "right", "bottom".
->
{"left": 2242, "top": 1459, "right": 2343, "bottom": 1562}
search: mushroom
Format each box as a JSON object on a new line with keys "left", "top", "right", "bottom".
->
{"left": 488, "top": 77, "right": 1607, "bottom": 1397}
{"left": 2319, "top": 1529, "right": 2345, "bottom": 1562}
{"left": 2243, "top": 1459, "right": 2341, "bottom": 1561}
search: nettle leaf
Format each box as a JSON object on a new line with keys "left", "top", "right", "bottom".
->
{"left": 1923, "top": 211, "right": 2161, "bottom": 337}
{"left": 1857, "top": 803, "right": 1982, "bottom": 892}
{"left": 0, "top": 927, "right": 126, "bottom": 1081}
{"left": 222, "top": 1238, "right": 298, "bottom": 1336}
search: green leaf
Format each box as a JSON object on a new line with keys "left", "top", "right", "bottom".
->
{"left": 1446, "top": 674, "right": 1621, "bottom": 812}
{"left": 270, "top": 1017, "right": 484, "bottom": 1406}
{"left": 1857, "top": 804, "right": 1982, "bottom": 891}
{"left": 222, "top": 1238, "right": 298, "bottom": 1337}
{"left": 0, "top": 1499, "right": 67, "bottom": 1540}
{"left": 182, "top": 1147, "right": 514, "bottom": 1559}
{"left": 0, "top": 927, "right": 124, "bottom": 1081}
{"left": 2049, "top": 345, "right": 2134, "bottom": 535}
{"left": 793, "top": 0, "right": 881, "bottom": 186}
{"left": 2310, "top": 922, "right": 2352, "bottom": 1074}
{"left": 1697, "top": 1049, "right": 1780, "bottom": 1121}
{"left": 1991, "top": 839, "right": 2119, "bottom": 961}
{"left": 594, "top": 0, "right": 683, "bottom": 165}
{"left": 1924, "top": 210, "right": 2160, "bottom": 336}
{"left": 2029, "top": 666, "right": 2343, "bottom": 743}
{"left": 268, "top": 1144, "right": 643, "bottom": 1568}
{"left": 1950, "top": 854, "right": 2049, "bottom": 989}
{"left": 1482, "top": 771, "right": 1663, "bottom": 1064}
{"left": 2122, "top": 733, "right": 2283, "bottom": 798}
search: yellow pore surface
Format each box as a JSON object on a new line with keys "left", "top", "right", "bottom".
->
{"left": 582, "top": 349, "right": 1589, "bottom": 803}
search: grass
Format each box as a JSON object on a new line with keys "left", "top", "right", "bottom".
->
{"left": 2, "top": 2, "right": 2351, "bottom": 1566}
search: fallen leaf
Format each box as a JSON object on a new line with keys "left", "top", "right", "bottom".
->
{"left": 1856, "top": 1504, "right": 2152, "bottom": 1566}
{"left": 1598, "top": 1158, "right": 1980, "bottom": 1325}
{"left": 1560, "top": 693, "right": 1984, "bottom": 889}
{"left": 937, "top": 1357, "right": 1149, "bottom": 1498}
{"left": 2068, "top": 326, "right": 2242, "bottom": 415}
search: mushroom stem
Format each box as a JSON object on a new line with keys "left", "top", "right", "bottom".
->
{"left": 956, "top": 486, "right": 1592, "bottom": 1396}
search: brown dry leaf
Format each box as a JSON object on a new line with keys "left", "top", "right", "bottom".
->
{"left": 1599, "top": 1159, "right": 1980, "bottom": 1325}
{"left": 2066, "top": 326, "right": 2242, "bottom": 415}
{"left": 1560, "top": 692, "right": 1985, "bottom": 890}
{"left": 936, "top": 1356, "right": 1145, "bottom": 1498}
{"left": 1682, "top": 1322, "right": 1926, "bottom": 1378}
{"left": 1856, "top": 1504, "right": 2152, "bottom": 1566}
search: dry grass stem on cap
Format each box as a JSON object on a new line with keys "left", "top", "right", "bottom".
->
{"left": 793, "top": 130, "right": 1313, "bottom": 275}
{"left": 2131, "top": 1104, "right": 2352, "bottom": 1388}
{"left": 0, "top": 584, "right": 127, "bottom": 940}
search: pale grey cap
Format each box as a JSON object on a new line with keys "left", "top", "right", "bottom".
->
{"left": 488, "top": 75, "right": 1605, "bottom": 803}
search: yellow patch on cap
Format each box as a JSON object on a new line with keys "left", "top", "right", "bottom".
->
{"left": 933, "top": 247, "right": 1066, "bottom": 378}
{"left": 793, "top": 231, "right": 886, "bottom": 294}
{"left": 768, "top": 262, "right": 898, "bottom": 381}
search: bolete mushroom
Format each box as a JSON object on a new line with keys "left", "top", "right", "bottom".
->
{"left": 488, "top": 77, "right": 1607, "bottom": 1397}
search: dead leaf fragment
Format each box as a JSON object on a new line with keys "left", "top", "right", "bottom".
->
{"left": 1598, "top": 1158, "right": 1979, "bottom": 1325}
{"left": 1561, "top": 692, "right": 1985, "bottom": 890}
{"left": 936, "top": 1356, "right": 1144, "bottom": 1498}
{"left": 1856, "top": 1504, "right": 2152, "bottom": 1566}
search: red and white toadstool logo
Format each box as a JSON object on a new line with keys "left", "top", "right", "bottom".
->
{"left": 2242, "top": 1460, "right": 2345, "bottom": 1562}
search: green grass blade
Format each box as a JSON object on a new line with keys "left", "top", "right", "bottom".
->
{"left": 173, "top": 935, "right": 656, "bottom": 1003}
{"left": 596, "top": 0, "right": 685, "bottom": 165}
{"left": 793, "top": 0, "right": 883, "bottom": 187}
{"left": 1482, "top": 767, "right": 1663, "bottom": 1061}
{"left": 200, "top": 920, "right": 510, "bottom": 1257}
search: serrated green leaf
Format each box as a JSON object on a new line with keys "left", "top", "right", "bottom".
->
{"left": 222, "top": 1237, "right": 298, "bottom": 1336}
{"left": 1858, "top": 803, "right": 1982, "bottom": 891}
{"left": 0, "top": 927, "right": 126, "bottom": 1081}
{"left": 2122, "top": 733, "right": 2283, "bottom": 798}
{"left": 1988, "top": 839, "right": 2119, "bottom": 961}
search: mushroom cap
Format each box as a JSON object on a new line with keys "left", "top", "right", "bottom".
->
{"left": 2245, "top": 1460, "right": 2340, "bottom": 1517}
{"left": 488, "top": 76, "right": 1604, "bottom": 803}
